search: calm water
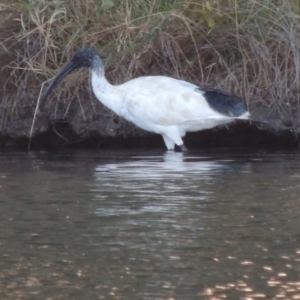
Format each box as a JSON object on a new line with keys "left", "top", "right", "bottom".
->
{"left": 0, "top": 149, "right": 300, "bottom": 300}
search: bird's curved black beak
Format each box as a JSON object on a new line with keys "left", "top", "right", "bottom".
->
{"left": 39, "top": 60, "right": 80, "bottom": 111}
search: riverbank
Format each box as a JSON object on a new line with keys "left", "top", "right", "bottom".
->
{"left": 0, "top": 100, "right": 298, "bottom": 150}
{"left": 1, "top": 0, "right": 300, "bottom": 149}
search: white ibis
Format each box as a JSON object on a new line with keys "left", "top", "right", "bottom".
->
{"left": 41, "top": 46, "right": 250, "bottom": 151}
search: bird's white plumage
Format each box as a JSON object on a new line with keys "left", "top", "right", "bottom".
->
{"left": 91, "top": 72, "right": 249, "bottom": 150}
{"left": 43, "top": 47, "right": 250, "bottom": 151}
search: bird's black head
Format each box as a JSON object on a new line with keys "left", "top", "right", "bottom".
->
{"left": 71, "top": 46, "right": 101, "bottom": 69}
{"left": 39, "top": 46, "right": 102, "bottom": 111}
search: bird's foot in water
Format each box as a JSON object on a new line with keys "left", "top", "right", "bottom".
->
{"left": 179, "top": 144, "right": 188, "bottom": 152}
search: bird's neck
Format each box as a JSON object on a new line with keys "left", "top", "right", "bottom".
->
{"left": 91, "top": 70, "right": 123, "bottom": 116}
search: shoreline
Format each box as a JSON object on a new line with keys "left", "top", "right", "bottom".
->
{"left": 1, "top": 0, "right": 300, "bottom": 150}
{"left": 0, "top": 101, "right": 298, "bottom": 150}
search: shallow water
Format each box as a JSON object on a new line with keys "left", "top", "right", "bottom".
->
{"left": 0, "top": 149, "right": 300, "bottom": 299}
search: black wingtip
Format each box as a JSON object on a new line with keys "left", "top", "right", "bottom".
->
{"left": 199, "top": 88, "right": 248, "bottom": 117}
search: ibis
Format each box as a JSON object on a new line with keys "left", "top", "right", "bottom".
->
{"left": 41, "top": 46, "right": 250, "bottom": 151}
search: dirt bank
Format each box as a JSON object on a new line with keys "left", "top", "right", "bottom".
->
{"left": 0, "top": 97, "right": 299, "bottom": 150}
{"left": 1, "top": 1, "right": 300, "bottom": 150}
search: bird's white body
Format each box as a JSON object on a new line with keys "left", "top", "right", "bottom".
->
{"left": 91, "top": 71, "right": 249, "bottom": 150}
{"left": 42, "top": 47, "right": 250, "bottom": 151}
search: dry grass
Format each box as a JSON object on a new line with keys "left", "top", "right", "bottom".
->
{"left": 1, "top": 0, "right": 300, "bottom": 129}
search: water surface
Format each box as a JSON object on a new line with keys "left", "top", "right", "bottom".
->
{"left": 0, "top": 149, "right": 300, "bottom": 299}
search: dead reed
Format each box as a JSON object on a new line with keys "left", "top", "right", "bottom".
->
{"left": 1, "top": 0, "right": 300, "bottom": 128}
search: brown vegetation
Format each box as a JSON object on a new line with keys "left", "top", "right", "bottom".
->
{"left": 0, "top": 0, "right": 300, "bottom": 147}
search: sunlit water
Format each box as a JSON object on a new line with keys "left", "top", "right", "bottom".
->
{"left": 0, "top": 149, "right": 300, "bottom": 299}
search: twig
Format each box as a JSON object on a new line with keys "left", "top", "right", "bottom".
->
{"left": 28, "top": 82, "right": 45, "bottom": 151}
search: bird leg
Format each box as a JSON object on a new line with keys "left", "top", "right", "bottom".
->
{"left": 179, "top": 144, "right": 188, "bottom": 152}
{"left": 162, "top": 134, "right": 175, "bottom": 151}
